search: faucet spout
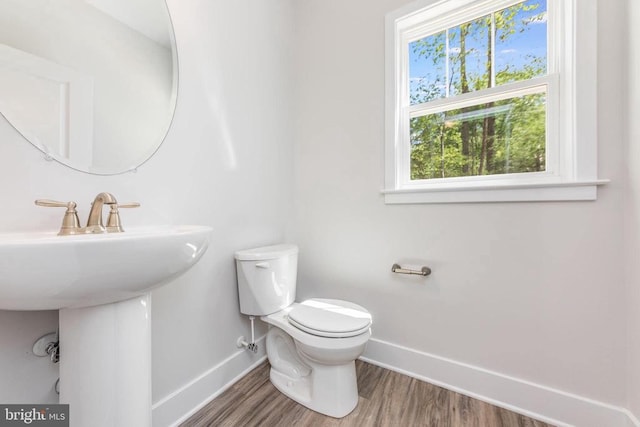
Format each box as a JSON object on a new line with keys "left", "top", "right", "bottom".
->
{"left": 85, "top": 192, "right": 117, "bottom": 233}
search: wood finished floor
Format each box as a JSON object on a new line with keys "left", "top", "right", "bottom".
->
{"left": 181, "top": 360, "right": 554, "bottom": 427}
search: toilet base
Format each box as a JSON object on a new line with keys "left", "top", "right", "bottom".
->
{"left": 269, "top": 360, "right": 358, "bottom": 418}
{"left": 262, "top": 306, "right": 370, "bottom": 419}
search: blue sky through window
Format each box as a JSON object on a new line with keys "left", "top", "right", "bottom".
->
{"left": 409, "top": 0, "right": 547, "bottom": 104}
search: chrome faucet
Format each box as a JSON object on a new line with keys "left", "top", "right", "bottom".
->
{"left": 85, "top": 192, "right": 118, "bottom": 233}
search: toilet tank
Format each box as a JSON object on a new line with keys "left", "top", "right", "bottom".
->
{"left": 234, "top": 244, "right": 298, "bottom": 316}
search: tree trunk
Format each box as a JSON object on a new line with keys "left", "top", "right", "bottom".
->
{"left": 459, "top": 24, "right": 471, "bottom": 175}
{"left": 480, "top": 19, "right": 496, "bottom": 175}
{"left": 485, "top": 113, "right": 496, "bottom": 173}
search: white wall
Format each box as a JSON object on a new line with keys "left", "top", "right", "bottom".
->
{"left": 290, "top": 0, "right": 629, "bottom": 413}
{"left": 625, "top": 0, "right": 640, "bottom": 420}
{"left": 150, "top": 0, "right": 294, "bottom": 405}
{"left": 0, "top": 0, "right": 294, "bottom": 422}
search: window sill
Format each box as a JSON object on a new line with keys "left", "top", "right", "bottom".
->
{"left": 381, "top": 180, "right": 609, "bottom": 204}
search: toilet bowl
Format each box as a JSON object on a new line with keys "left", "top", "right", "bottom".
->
{"left": 262, "top": 299, "right": 371, "bottom": 417}
{"left": 234, "top": 245, "right": 372, "bottom": 418}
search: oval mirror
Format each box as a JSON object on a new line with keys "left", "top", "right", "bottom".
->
{"left": 0, "top": 0, "right": 177, "bottom": 175}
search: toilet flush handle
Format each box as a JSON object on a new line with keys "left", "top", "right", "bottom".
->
{"left": 255, "top": 262, "right": 270, "bottom": 269}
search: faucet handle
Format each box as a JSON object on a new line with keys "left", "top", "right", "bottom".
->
{"left": 117, "top": 202, "right": 141, "bottom": 209}
{"left": 106, "top": 202, "right": 140, "bottom": 233}
{"left": 35, "top": 199, "right": 73, "bottom": 208}
{"left": 35, "top": 199, "right": 81, "bottom": 236}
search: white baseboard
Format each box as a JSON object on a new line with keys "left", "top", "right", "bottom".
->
{"left": 361, "top": 338, "right": 638, "bottom": 427}
{"left": 152, "top": 336, "right": 267, "bottom": 427}
{"left": 151, "top": 335, "right": 639, "bottom": 427}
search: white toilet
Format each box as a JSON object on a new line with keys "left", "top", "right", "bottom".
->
{"left": 235, "top": 244, "right": 372, "bottom": 418}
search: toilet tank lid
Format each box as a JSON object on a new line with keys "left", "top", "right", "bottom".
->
{"left": 235, "top": 244, "right": 298, "bottom": 261}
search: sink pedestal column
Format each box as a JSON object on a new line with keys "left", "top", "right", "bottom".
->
{"left": 59, "top": 294, "right": 152, "bottom": 427}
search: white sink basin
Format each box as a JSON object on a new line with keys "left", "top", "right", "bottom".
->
{"left": 0, "top": 225, "right": 212, "bottom": 310}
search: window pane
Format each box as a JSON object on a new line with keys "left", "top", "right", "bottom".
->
{"left": 410, "top": 92, "right": 546, "bottom": 180}
{"left": 409, "top": 0, "right": 547, "bottom": 106}
{"left": 448, "top": 15, "right": 491, "bottom": 97}
{"left": 409, "top": 31, "right": 446, "bottom": 104}
{"left": 495, "top": 0, "right": 547, "bottom": 85}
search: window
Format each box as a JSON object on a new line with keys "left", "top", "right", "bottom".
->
{"left": 384, "top": 0, "right": 605, "bottom": 203}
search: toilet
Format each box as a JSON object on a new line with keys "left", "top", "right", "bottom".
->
{"left": 235, "top": 244, "right": 372, "bottom": 418}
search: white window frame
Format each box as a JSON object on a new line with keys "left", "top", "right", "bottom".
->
{"left": 383, "top": 0, "right": 607, "bottom": 204}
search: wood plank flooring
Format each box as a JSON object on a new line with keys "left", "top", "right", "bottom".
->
{"left": 181, "top": 360, "right": 554, "bottom": 427}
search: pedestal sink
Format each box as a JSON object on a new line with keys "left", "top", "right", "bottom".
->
{"left": 0, "top": 225, "right": 213, "bottom": 427}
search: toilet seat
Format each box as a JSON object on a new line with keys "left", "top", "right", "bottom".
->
{"left": 287, "top": 298, "right": 372, "bottom": 338}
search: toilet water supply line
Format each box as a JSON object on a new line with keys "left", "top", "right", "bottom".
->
{"left": 237, "top": 316, "right": 259, "bottom": 353}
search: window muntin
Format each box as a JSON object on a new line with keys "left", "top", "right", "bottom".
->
{"left": 406, "top": 0, "right": 548, "bottom": 181}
